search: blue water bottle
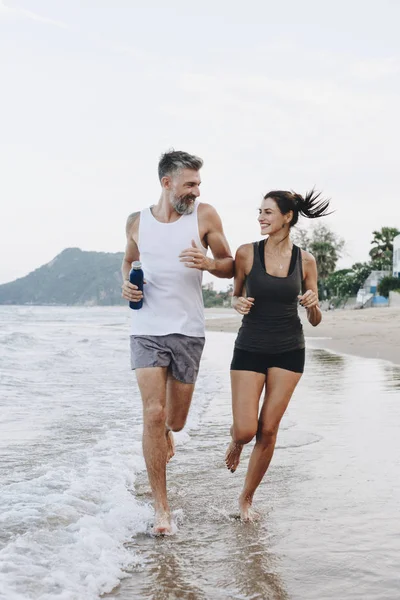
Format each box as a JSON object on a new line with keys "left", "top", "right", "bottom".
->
{"left": 129, "top": 261, "right": 144, "bottom": 310}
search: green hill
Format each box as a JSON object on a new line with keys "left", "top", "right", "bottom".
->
{"left": 0, "top": 248, "right": 125, "bottom": 306}
{"left": 0, "top": 247, "right": 233, "bottom": 307}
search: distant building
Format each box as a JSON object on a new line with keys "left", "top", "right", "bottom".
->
{"left": 357, "top": 270, "right": 391, "bottom": 307}
{"left": 393, "top": 234, "right": 400, "bottom": 278}
{"left": 363, "top": 270, "right": 391, "bottom": 294}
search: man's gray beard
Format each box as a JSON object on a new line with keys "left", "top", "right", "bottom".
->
{"left": 171, "top": 195, "right": 195, "bottom": 215}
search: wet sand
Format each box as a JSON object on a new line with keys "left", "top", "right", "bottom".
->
{"left": 205, "top": 306, "right": 400, "bottom": 366}
{"left": 116, "top": 332, "right": 400, "bottom": 600}
{"left": 3, "top": 306, "right": 400, "bottom": 599}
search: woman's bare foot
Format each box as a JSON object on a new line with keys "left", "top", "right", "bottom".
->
{"left": 225, "top": 441, "right": 243, "bottom": 472}
{"left": 166, "top": 430, "right": 175, "bottom": 463}
{"left": 153, "top": 510, "right": 173, "bottom": 535}
{"left": 239, "top": 494, "right": 260, "bottom": 522}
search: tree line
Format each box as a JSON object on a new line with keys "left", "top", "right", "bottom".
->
{"left": 293, "top": 225, "right": 400, "bottom": 302}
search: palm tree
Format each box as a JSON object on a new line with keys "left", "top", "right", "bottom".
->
{"left": 369, "top": 227, "right": 400, "bottom": 267}
{"left": 309, "top": 240, "right": 339, "bottom": 280}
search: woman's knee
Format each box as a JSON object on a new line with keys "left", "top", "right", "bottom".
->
{"left": 232, "top": 425, "right": 257, "bottom": 445}
{"left": 257, "top": 423, "right": 279, "bottom": 445}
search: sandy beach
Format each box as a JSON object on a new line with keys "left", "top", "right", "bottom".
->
{"left": 2, "top": 306, "right": 400, "bottom": 599}
{"left": 205, "top": 306, "right": 400, "bottom": 366}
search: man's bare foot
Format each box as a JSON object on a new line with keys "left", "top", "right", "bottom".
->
{"left": 239, "top": 494, "right": 260, "bottom": 523}
{"left": 225, "top": 440, "right": 243, "bottom": 472}
{"left": 166, "top": 430, "right": 175, "bottom": 463}
{"left": 153, "top": 510, "right": 173, "bottom": 535}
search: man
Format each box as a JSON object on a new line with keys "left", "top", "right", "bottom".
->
{"left": 121, "top": 150, "right": 233, "bottom": 534}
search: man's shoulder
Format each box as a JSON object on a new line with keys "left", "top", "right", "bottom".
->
{"left": 197, "top": 201, "right": 217, "bottom": 215}
{"left": 127, "top": 210, "right": 141, "bottom": 221}
{"left": 125, "top": 211, "right": 141, "bottom": 235}
{"left": 197, "top": 202, "right": 220, "bottom": 224}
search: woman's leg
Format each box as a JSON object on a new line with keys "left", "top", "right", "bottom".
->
{"left": 225, "top": 370, "right": 266, "bottom": 472}
{"left": 239, "top": 367, "right": 302, "bottom": 521}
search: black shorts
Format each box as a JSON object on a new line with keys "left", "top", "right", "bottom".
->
{"left": 230, "top": 347, "right": 305, "bottom": 374}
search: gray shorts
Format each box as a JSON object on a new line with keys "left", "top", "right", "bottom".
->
{"left": 130, "top": 334, "right": 205, "bottom": 384}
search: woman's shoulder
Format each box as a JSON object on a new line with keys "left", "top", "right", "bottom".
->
{"left": 299, "top": 248, "right": 316, "bottom": 267}
{"left": 235, "top": 242, "right": 256, "bottom": 260}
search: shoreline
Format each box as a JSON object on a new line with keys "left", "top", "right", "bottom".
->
{"left": 3, "top": 304, "right": 399, "bottom": 367}
{"left": 205, "top": 306, "right": 400, "bottom": 367}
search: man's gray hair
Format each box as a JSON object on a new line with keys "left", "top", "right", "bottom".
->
{"left": 158, "top": 150, "right": 203, "bottom": 181}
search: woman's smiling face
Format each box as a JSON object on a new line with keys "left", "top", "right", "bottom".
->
{"left": 258, "top": 197, "right": 291, "bottom": 235}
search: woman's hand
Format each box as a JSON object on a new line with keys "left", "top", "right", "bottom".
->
{"left": 232, "top": 296, "right": 255, "bottom": 315}
{"left": 298, "top": 290, "right": 319, "bottom": 309}
{"left": 298, "top": 289, "right": 321, "bottom": 326}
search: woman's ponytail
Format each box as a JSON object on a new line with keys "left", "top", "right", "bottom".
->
{"left": 264, "top": 189, "right": 332, "bottom": 227}
{"left": 293, "top": 189, "right": 332, "bottom": 220}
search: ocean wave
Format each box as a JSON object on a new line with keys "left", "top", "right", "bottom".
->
{"left": 0, "top": 332, "right": 37, "bottom": 347}
{"left": 0, "top": 430, "right": 152, "bottom": 600}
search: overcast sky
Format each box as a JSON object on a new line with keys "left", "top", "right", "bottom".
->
{"left": 1, "top": 0, "right": 399, "bottom": 288}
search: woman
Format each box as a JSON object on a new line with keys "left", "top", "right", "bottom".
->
{"left": 225, "top": 189, "right": 331, "bottom": 521}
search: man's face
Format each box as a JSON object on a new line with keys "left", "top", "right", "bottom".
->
{"left": 169, "top": 169, "right": 201, "bottom": 215}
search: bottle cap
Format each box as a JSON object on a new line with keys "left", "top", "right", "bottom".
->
{"left": 131, "top": 261, "right": 142, "bottom": 269}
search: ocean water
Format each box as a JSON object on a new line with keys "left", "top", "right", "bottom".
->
{"left": 0, "top": 306, "right": 399, "bottom": 600}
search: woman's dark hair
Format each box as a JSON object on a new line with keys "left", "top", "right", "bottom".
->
{"left": 263, "top": 189, "right": 332, "bottom": 227}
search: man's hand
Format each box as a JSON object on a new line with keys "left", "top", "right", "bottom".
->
{"left": 298, "top": 290, "right": 319, "bottom": 309}
{"left": 121, "top": 280, "right": 145, "bottom": 302}
{"left": 179, "top": 240, "right": 212, "bottom": 271}
{"left": 232, "top": 296, "right": 255, "bottom": 315}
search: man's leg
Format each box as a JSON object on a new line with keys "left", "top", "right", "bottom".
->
{"left": 163, "top": 376, "right": 195, "bottom": 465}
{"left": 164, "top": 335, "right": 205, "bottom": 456}
{"left": 135, "top": 366, "right": 172, "bottom": 534}
{"left": 166, "top": 373, "right": 195, "bottom": 432}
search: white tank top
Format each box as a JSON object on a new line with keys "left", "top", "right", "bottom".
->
{"left": 130, "top": 200, "right": 206, "bottom": 337}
